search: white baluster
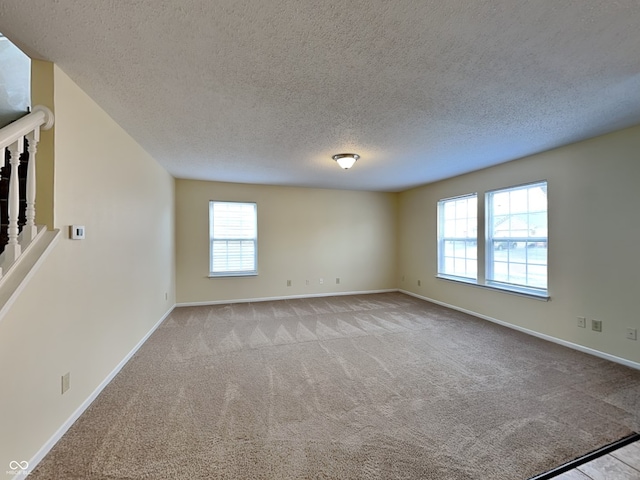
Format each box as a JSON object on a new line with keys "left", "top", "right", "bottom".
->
{"left": 0, "top": 146, "right": 5, "bottom": 278}
{"left": 5, "top": 139, "right": 24, "bottom": 264}
{"left": 24, "top": 129, "right": 40, "bottom": 242}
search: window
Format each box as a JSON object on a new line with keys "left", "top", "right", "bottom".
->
{"left": 436, "top": 181, "right": 548, "bottom": 298}
{"left": 437, "top": 194, "right": 477, "bottom": 280}
{"left": 486, "top": 181, "right": 547, "bottom": 294}
{"left": 209, "top": 201, "right": 257, "bottom": 276}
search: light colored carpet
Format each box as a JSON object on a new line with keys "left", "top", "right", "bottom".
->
{"left": 30, "top": 293, "right": 640, "bottom": 479}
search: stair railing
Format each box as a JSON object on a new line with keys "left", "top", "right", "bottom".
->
{"left": 0, "top": 105, "right": 54, "bottom": 278}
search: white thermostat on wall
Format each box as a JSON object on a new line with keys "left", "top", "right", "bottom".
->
{"left": 70, "top": 225, "right": 85, "bottom": 240}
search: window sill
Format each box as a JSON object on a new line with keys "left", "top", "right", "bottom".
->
{"left": 435, "top": 275, "right": 550, "bottom": 301}
{"left": 208, "top": 272, "right": 258, "bottom": 278}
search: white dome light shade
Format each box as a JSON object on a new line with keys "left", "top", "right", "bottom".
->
{"left": 332, "top": 153, "right": 360, "bottom": 170}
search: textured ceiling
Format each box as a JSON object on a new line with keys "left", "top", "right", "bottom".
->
{"left": 1, "top": 1, "right": 639, "bottom": 192}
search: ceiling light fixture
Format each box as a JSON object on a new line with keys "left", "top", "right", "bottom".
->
{"left": 332, "top": 153, "right": 359, "bottom": 170}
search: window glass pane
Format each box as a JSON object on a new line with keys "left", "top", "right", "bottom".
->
{"left": 509, "top": 189, "right": 528, "bottom": 213}
{"left": 468, "top": 196, "right": 477, "bottom": 214}
{"left": 492, "top": 191, "right": 509, "bottom": 215}
{"left": 466, "top": 240, "right": 477, "bottom": 259}
{"left": 444, "top": 241, "right": 454, "bottom": 256}
{"left": 444, "top": 201, "right": 454, "bottom": 218}
{"left": 487, "top": 182, "right": 547, "bottom": 292}
{"left": 454, "top": 256, "right": 466, "bottom": 276}
{"left": 492, "top": 215, "right": 508, "bottom": 236}
{"left": 510, "top": 213, "right": 528, "bottom": 237}
{"left": 492, "top": 261, "right": 509, "bottom": 283}
{"left": 444, "top": 220, "right": 456, "bottom": 238}
{"left": 508, "top": 261, "right": 526, "bottom": 284}
{"left": 527, "top": 264, "right": 547, "bottom": 289}
{"left": 526, "top": 244, "right": 547, "bottom": 265}
{"left": 444, "top": 257, "right": 454, "bottom": 273}
{"left": 455, "top": 219, "right": 468, "bottom": 237}
{"left": 466, "top": 260, "right": 477, "bottom": 278}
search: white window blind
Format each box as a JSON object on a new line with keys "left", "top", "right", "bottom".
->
{"left": 209, "top": 201, "right": 257, "bottom": 276}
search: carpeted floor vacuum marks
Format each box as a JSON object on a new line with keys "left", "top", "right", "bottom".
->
{"left": 31, "top": 293, "right": 640, "bottom": 479}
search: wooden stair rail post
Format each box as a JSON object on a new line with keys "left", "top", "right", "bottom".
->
{"left": 5, "top": 139, "right": 23, "bottom": 264}
{"left": 24, "top": 128, "right": 40, "bottom": 242}
{"left": 0, "top": 146, "right": 4, "bottom": 278}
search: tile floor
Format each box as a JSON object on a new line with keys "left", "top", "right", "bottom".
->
{"left": 554, "top": 440, "right": 640, "bottom": 479}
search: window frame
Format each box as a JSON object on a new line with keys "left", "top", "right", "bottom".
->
{"left": 436, "top": 193, "right": 478, "bottom": 282}
{"left": 209, "top": 200, "right": 258, "bottom": 277}
{"left": 485, "top": 181, "right": 548, "bottom": 297}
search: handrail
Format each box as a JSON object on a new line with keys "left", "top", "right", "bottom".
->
{"left": 0, "top": 105, "right": 54, "bottom": 150}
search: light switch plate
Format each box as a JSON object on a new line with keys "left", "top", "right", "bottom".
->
{"left": 70, "top": 225, "right": 85, "bottom": 240}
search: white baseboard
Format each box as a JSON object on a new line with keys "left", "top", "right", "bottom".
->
{"left": 176, "top": 289, "right": 399, "bottom": 307}
{"left": 400, "top": 289, "right": 640, "bottom": 371}
{"left": 20, "top": 305, "right": 175, "bottom": 479}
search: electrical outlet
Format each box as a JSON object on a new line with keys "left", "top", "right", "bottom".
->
{"left": 591, "top": 319, "right": 602, "bottom": 332}
{"left": 577, "top": 317, "right": 586, "bottom": 328}
{"left": 165, "top": 292, "right": 168, "bottom": 300}
{"left": 61, "top": 372, "right": 70, "bottom": 394}
{"left": 626, "top": 328, "right": 637, "bottom": 341}
{"left": 417, "top": 280, "right": 421, "bottom": 286}
{"left": 402, "top": 275, "right": 405, "bottom": 282}
{"left": 336, "top": 277, "right": 340, "bottom": 284}
{"left": 319, "top": 278, "right": 323, "bottom": 285}
{"left": 286, "top": 280, "right": 291, "bottom": 287}
{"left": 306, "top": 279, "right": 309, "bottom": 285}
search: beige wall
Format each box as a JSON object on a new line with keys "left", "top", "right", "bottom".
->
{"left": 176, "top": 180, "right": 397, "bottom": 304}
{"left": 398, "top": 124, "right": 640, "bottom": 364}
{"left": 0, "top": 65, "right": 175, "bottom": 473}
